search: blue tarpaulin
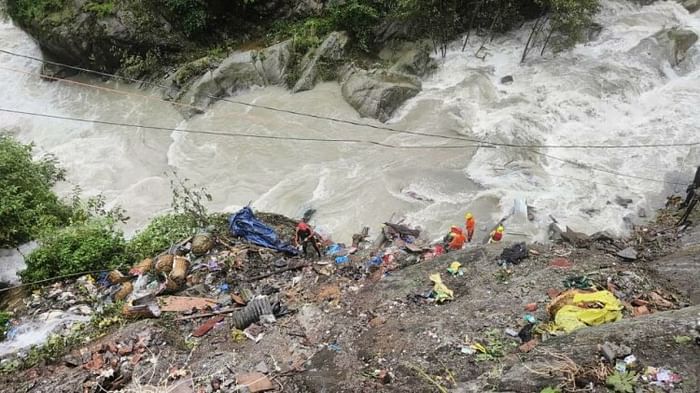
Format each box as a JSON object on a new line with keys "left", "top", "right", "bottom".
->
{"left": 228, "top": 207, "right": 299, "bottom": 255}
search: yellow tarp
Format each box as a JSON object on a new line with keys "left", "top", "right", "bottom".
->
{"left": 551, "top": 290, "right": 623, "bottom": 333}
{"left": 430, "top": 273, "right": 454, "bottom": 303}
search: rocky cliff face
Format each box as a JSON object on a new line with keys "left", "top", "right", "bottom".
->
{"left": 7, "top": 0, "right": 191, "bottom": 72}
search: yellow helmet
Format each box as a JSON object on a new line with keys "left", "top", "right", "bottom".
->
{"left": 465, "top": 212, "right": 473, "bottom": 219}
{"left": 496, "top": 226, "right": 504, "bottom": 233}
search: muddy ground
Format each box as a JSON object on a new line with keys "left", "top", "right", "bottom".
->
{"left": 1, "top": 212, "right": 699, "bottom": 393}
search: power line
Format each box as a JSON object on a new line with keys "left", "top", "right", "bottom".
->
{"left": 0, "top": 107, "right": 484, "bottom": 150}
{"left": 0, "top": 49, "right": 489, "bottom": 146}
{"left": 0, "top": 50, "right": 693, "bottom": 188}
{"left": 3, "top": 48, "right": 700, "bottom": 150}
{"left": 531, "top": 150, "right": 688, "bottom": 186}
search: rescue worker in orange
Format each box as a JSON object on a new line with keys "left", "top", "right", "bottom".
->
{"left": 443, "top": 225, "right": 466, "bottom": 251}
{"left": 489, "top": 225, "right": 504, "bottom": 243}
{"left": 465, "top": 212, "right": 476, "bottom": 242}
{"left": 294, "top": 218, "right": 322, "bottom": 257}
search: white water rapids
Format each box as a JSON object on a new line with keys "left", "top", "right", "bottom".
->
{"left": 1, "top": 0, "right": 699, "bottom": 285}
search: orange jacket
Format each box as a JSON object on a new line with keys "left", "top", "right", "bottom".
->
{"left": 466, "top": 218, "right": 476, "bottom": 240}
{"left": 448, "top": 228, "right": 466, "bottom": 250}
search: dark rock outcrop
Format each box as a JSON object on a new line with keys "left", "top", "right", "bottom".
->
{"left": 292, "top": 31, "right": 349, "bottom": 93}
{"left": 630, "top": 27, "right": 698, "bottom": 69}
{"left": 8, "top": 1, "right": 189, "bottom": 73}
{"left": 340, "top": 66, "right": 421, "bottom": 122}
{"left": 379, "top": 41, "right": 437, "bottom": 77}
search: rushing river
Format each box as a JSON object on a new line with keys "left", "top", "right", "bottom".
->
{"left": 1, "top": 0, "right": 699, "bottom": 283}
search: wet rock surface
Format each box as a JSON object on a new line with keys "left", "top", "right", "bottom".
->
{"left": 340, "top": 66, "right": 421, "bottom": 122}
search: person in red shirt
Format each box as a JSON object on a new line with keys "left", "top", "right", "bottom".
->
{"left": 465, "top": 212, "right": 476, "bottom": 242}
{"left": 443, "top": 226, "right": 466, "bottom": 251}
{"left": 294, "top": 219, "right": 321, "bottom": 257}
{"left": 489, "top": 225, "right": 504, "bottom": 243}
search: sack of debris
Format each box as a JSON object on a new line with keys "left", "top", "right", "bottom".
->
{"left": 500, "top": 242, "right": 528, "bottom": 265}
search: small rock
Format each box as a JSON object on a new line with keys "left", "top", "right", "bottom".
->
{"left": 192, "top": 232, "right": 215, "bottom": 256}
{"left": 255, "top": 361, "right": 269, "bottom": 374}
{"left": 369, "top": 316, "right": 386, "bottom": 328}
{"left": 617, "top": 247, "right": 638, "bottom": 261}
{"left": 500, "top": 75, "right": 514, "bottom": 84}
{"left": 524, "top": 303, "right": 538, "bottom": 312}
{"left": 638, "top": 207, "right": 647, "bottom": 218}
{"left": 519, "top": 339, "right": 539, "bottom": 353}
{"left": 505, "top": 328, "right": 519, "bottom": 337}
{"left": 211, "top": 376, "right": 222, "bottom": 391}
{"left": 600, "top": 341, "right": 632, "bottom": 363}
{"left": 615, "top": 196, "right": 633, "bottom": 208}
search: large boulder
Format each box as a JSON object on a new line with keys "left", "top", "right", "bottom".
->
{"left": 680, "top": 0, "right": 700, "bottom": 12}
{"left": 340, "top": 66, "right": 421, "bottom": 122}
{"left": 175, "top": 40, "right": 293, "bottom": 115}
{"left": 379, "top": 41, "right": 437, "bottom": 77}
{"left": 630, "top": 0, "right": 699, "bottom": 11}
{"left": 179, "top": 51, "right": 264, "bottom": 116}
{"left": 253, "top": 40, "right": 293, "bottom": 85}
{"left": 292, "top": 31, "right": 349, "bottom": 93}
{"left": 7, "top": 1, "right": 187, "bottom": 72}
{"left": 630, "top": 27, "right": 699, "bottom": 68}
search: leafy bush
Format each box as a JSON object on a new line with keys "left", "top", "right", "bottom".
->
{"left": 20, "top": 218, "right": 129, "bottom": 283}
{"left": 0, "top": 311, "right": 11, "bottom": 341}
{"left": 0, "top": 135, "right": 71, "bottom": 247}
{"left": 127, "top": 213, "right": 198, "bottom": 260}
{"left": 7, "top": 0, "right": 66, "bottom": 25}
{"left": 329, "top": 0, "right": 380, "bottom": 51}
{"left": 537, "top": 0, "right": 600, "bottom": 50}
{"left": 164, "top": 0, "right": 208, "bottom": 37}
{"left": 83, "top": 0, "right": 114, "bottom": 17}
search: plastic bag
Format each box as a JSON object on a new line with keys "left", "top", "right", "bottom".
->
{"left": 550, "top": 290, "right": 623, "bottom": 333}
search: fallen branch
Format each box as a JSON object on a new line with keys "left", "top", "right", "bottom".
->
{"left": 246, "top": 263, "right": 311, "bottom": 282}
{"left": 403, "top": 363, "right": 448, "bottom": 393}
{"left": 175, "top": 307, "right": 238, "bottom": 321}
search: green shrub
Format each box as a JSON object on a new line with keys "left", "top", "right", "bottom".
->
{"left": 127, "top": 213, "right": 198, "bottom": 260}
{"left": 164, "top": 0, "right": 208, "bottom": 37}
{"left": 537, "top": 0, "right": 600, "bottom": 50}
{"left": 0, "top": 311, "right": 11, "bottom": 341}
{"left": 20, "top": 218, "right": 129, "bottom": 283}
{"left": 83, "top": 0, "right": 114, "bottom": 17}
{"left": 7, "top": 0, "right": 66, "bottom": 25}
{"left": 329, "top": 0, "right": 380, "bottom": 51}
{"left": 0, "top": 135, "right": 71, "bottom": 247}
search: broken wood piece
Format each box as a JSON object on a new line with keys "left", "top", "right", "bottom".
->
{"left": 383, "top": 222, "right": 420, "bottom": 237}
{"left": 175, "top": 308, "right": 237, "bottom": 321}
{"left": 192, "top": 315, "right": 225, "bottom": 337}
{"left": 236, "top": 372, "right": 274, "bottom": 392}
{"left": 159, "top": 296, "right": 217, "bottom": 312}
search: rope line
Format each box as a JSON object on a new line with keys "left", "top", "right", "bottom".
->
{"left": 2, "top": 48, "right": 699, "bottom": 150}
{"left": 0, "top": 107, "right": 484, "bottom": 150}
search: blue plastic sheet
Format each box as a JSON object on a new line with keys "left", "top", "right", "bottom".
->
{"left": 228, "top": 207, "right": 299, "bottom": 255}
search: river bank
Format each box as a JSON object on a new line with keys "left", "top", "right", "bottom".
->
{"left": 0, "top": 200, "right": 698, "bottom": 392}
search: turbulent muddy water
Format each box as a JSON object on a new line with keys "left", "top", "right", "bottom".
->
{"left": 1, "top": 0, "right": 699, "bottom": 282}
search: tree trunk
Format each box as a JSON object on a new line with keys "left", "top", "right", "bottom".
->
{"left": 462, "top": 0, "right": 485, "bottom": 52}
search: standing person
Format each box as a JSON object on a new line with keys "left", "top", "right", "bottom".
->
{"left": 443, "top": 226, "right": 466, "bottom": 251}
{"left": 465, "top": 212, "right": 476, "bottom": 242}
{"left": 489, "top": 225, "right": 504, "bottom": 244}
{"left": 294, "top": 218, "right": 322, "bottom": 257}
